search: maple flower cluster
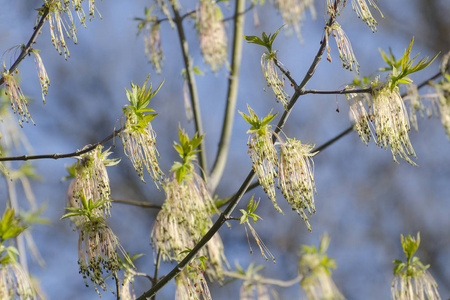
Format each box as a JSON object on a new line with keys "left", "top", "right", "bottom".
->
{"left": 121, "top": 75, "right": 164, "bottom": 186}
{"left": 0, "top": 263, "right": 35, "bottom": 300}
{"left": 64, "top": 146, "right": 130, "bottom": 294}
{"left": 327, "top": 22, "right": 360, "bottom": 73}
{"left": 240, "top": 106, "right": 318, "bottom": 230}
{"left": 71, "top": 146, "right": 117, "bottom": 216}
{"left": 144, "top": 23, "right": 164, "bottom": 74}
{"left": 299, "top": 234, "right": 344, "bottom": 300}
{"left": 273, "top": 0, "right": 315, "bottom": 41}
{"left": 391, "top": 233, "right": 442, "bottom": 300}
{"left": 42, "top": 0, "right": 102, "bottom": 59}
{"left": 1, "top": 71, "right": 32, "bottom": 127}
{"left": 197, "top": 0, "right": 228, "bottom": 72}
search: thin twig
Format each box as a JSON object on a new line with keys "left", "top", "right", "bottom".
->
{"left": 172, "top": 5, "right": 208, "bottom": 177}
{"left": 111, "top": 199, "right": 161, "bottom": 209}
{"left": 208, "top": 0, "right": 246, "bottom": 193}
{"left": 0, "top": 7, "right": 50, "bottom": 86}
{"left": 136, "top": 2, "right": 343, "bottom": 299}
{"left": 301, "top": 88, "right": 372, "bottom": 95}
{"left": 0, "top": 126, "right": 123, "bottom": 162}
{"left": 223, "top": 271, "right": 302, "bottom": 287}
{"left": 273, "top": 58, "right": 298, "bottom": 89}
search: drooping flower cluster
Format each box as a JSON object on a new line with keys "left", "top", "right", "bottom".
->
{"left": 239, "top": 106, "right": 279, "bottom": 209}
{"left": 261, "top": 53, "right": 290, "bottom": 109}
{"left": 273, "top": 0, "right": 316, "bottom": 41}
{"left": 151, "top": 128, "right": 227, "bottom": 283}
{"left": 346, "top": 80, "right": 417, "bottom": 165}
{"left": 197, "top": 0, "right": 228, "bottom": 72}
{"left": 278, "top": 138, "right": 317, "bottom": 231}
{"left": 347, "top": 88, "right": 372, "bottom": 145}
{"left": 1, "top": 71, "right": 33, "bottom": 127}
{"left": 392, "top": 233, "right": 442, "bottom": 300}
{"left": 76, "top": 216, "right": 127, "bottom": 293}
{"left": 299, "top": 234, "right": 344, "bottom": 300}
{"left": 240, "top": 106, "right": 318, "bottom": 230}
{"left": 144, "top": 23, "right": 164, "bottom": 74}
{"left": 0, "top": 208, "right": 35, "bottom": 299}
{"left": 350, "top": 0, "right": 384, "bottom": 32}
{"left": 63, "top": 147, "right": 131, "bottom": 295}
{"left": 71, "top": 146, "right": 118, "bottom": 216}
{"left": 152, "top": 172, "right": 215, "bottom": 260}
{"left": 30, "top": 49, "right": 50, "bottom": 103}
{"left": 431, "top": 74, "right": 450, "bottom": 139}
{"left": 122, "top": 121, "right": 163, "bottom": 185}
{"left": 372, "top": 85, "right": 416, "bottom": 165}
{"left": 175, "top": 266, "right": 211, "bottom": 300}
{"left": 41, "top": 0, "right": 102, "bottom": 59}
{"left": 0, "top": 262, "right": 36, "bottom": 300}
{"left": 327, "top": 22, "right": 359, "bottom": 73}
{"left": 121, "top": 75, "right": 164, "bottom": 186}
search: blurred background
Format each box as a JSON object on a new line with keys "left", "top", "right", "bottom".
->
{"left": 0, "top": 0, "right": 449, "bottom": 299}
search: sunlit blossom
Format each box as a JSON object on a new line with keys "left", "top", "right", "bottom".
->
{"left": 278, "top": 138, "right": 317, "bottom": 231}
{"left": 0, "top": 262, "right": 36, "bottom": 300}
{"left": 151, "top": 172, "right": 215, "bottom": 261}
{"left": 247, "top": 127, "right": 279, "bottom": 212}
{"left": 175, "top": 267, "right": 211, "bottom": 300}
{"left": 46, "top": 3, "right": 74, "bottom": 59}
{"left": 30, "top": 49, "right": 50, "bottom": 103}
{"left": 328, "top": 22, "right": 359, "bottom": 73}
{"left": 299, "top": 234, "right": 344, "bottom": 300}
{"left": 392, "top": 233, "right": 442, "bottom": 300}
{"left": 77, "top": 216, "right": 128, "bottom": 294}
{"left": 347, "top": 90, "right": 372, "bottom": 145}
{"left": 372, "top": 85, "right": 416, "bottom": 165}
{"left": 261, "top": 54, "right": 290, "bottom": 109}
{"left": 197, "top": 0, "right": 227, "bottom": 72}
{"left": 392, "top": 270, "right": 441, "bottom": 300}
{"left": 72, "top": 146, "right": 118, "bottom": 216}
{"left": 274, "top": 0, "right": 316, "bottom": 41}
{"left": 351, "top": 0, "right": 383, "bottom": 32}
{"left": 122, "top": 122, "right": 163, "bottom": 187}
{"left": 432, "top": 75, "right": 450, "bottom": 139}
{"left": 1, "top": 71, "right": 33, "bottom": 127}
{"left": 144, "top": 23, "right": 164, "bottom": 74}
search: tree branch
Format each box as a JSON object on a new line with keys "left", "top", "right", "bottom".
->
{"left": 111, "top": 198, "right": 161, "bottom": 209}
{"left": 208, "top": 0, "right": 246, "bottom": 193}
{"left": 136, "top": 2, "right": 342, "bottom": 299}
{"left": 223, "top": 271, "right": 302, "bottom": 288}
{"left": 0, "top": 7, "right": 49, "bottom": 86}
{"left": 0, "top": 127, "right": 123, "bottom": 162}
{"left": 301, "top": 88, "right": 372, "bottom": 95}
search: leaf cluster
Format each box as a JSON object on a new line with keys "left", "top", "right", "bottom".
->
{"left": 0, "top": 208, "right": 27, "bottom": 242}
{"left": 238, "top": 104, "right": 277, "bottom": 137}
{"left": 61, "top": 192, "right": 109, "bottom": 221}
{"left": 170, "top": 126, "right": 204, "bottom": 183}
{"left": 243, "top": 26, "right": 284, "bottom": 55}
{"left": 392, "top": 232, "right": 430, "bottom": 276}
{"left": 239, "top": 195, "right": 262, "bottom": 224}
{"left": 379, "top": 37, "right": 439, "bottom": 90}
{"left": 123, "top": 74, "right": 163, "bottom": 133}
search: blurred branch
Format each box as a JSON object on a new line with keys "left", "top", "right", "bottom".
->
{"left": 0, "top": 6, "right": 50, "bottom": 86}
{"left": 302, "top": 88, "right": 372, "bottom": 95}
{"left": 209, "top": 0, "right": 246, "bottom": 193}
{"left": 136, "top": 2, "right": 343, "bottom": 299}
{"left": 223, "top": 271, "right": 302, "bottom": 287}
{"left": 111, "top": 198, "right": 161, "bottom": 209}
{"left": 0, "top": 126, "right": 123, "bottom": 161}
{"left": 172, "top": 4, "right": 208, "bottom": 177}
